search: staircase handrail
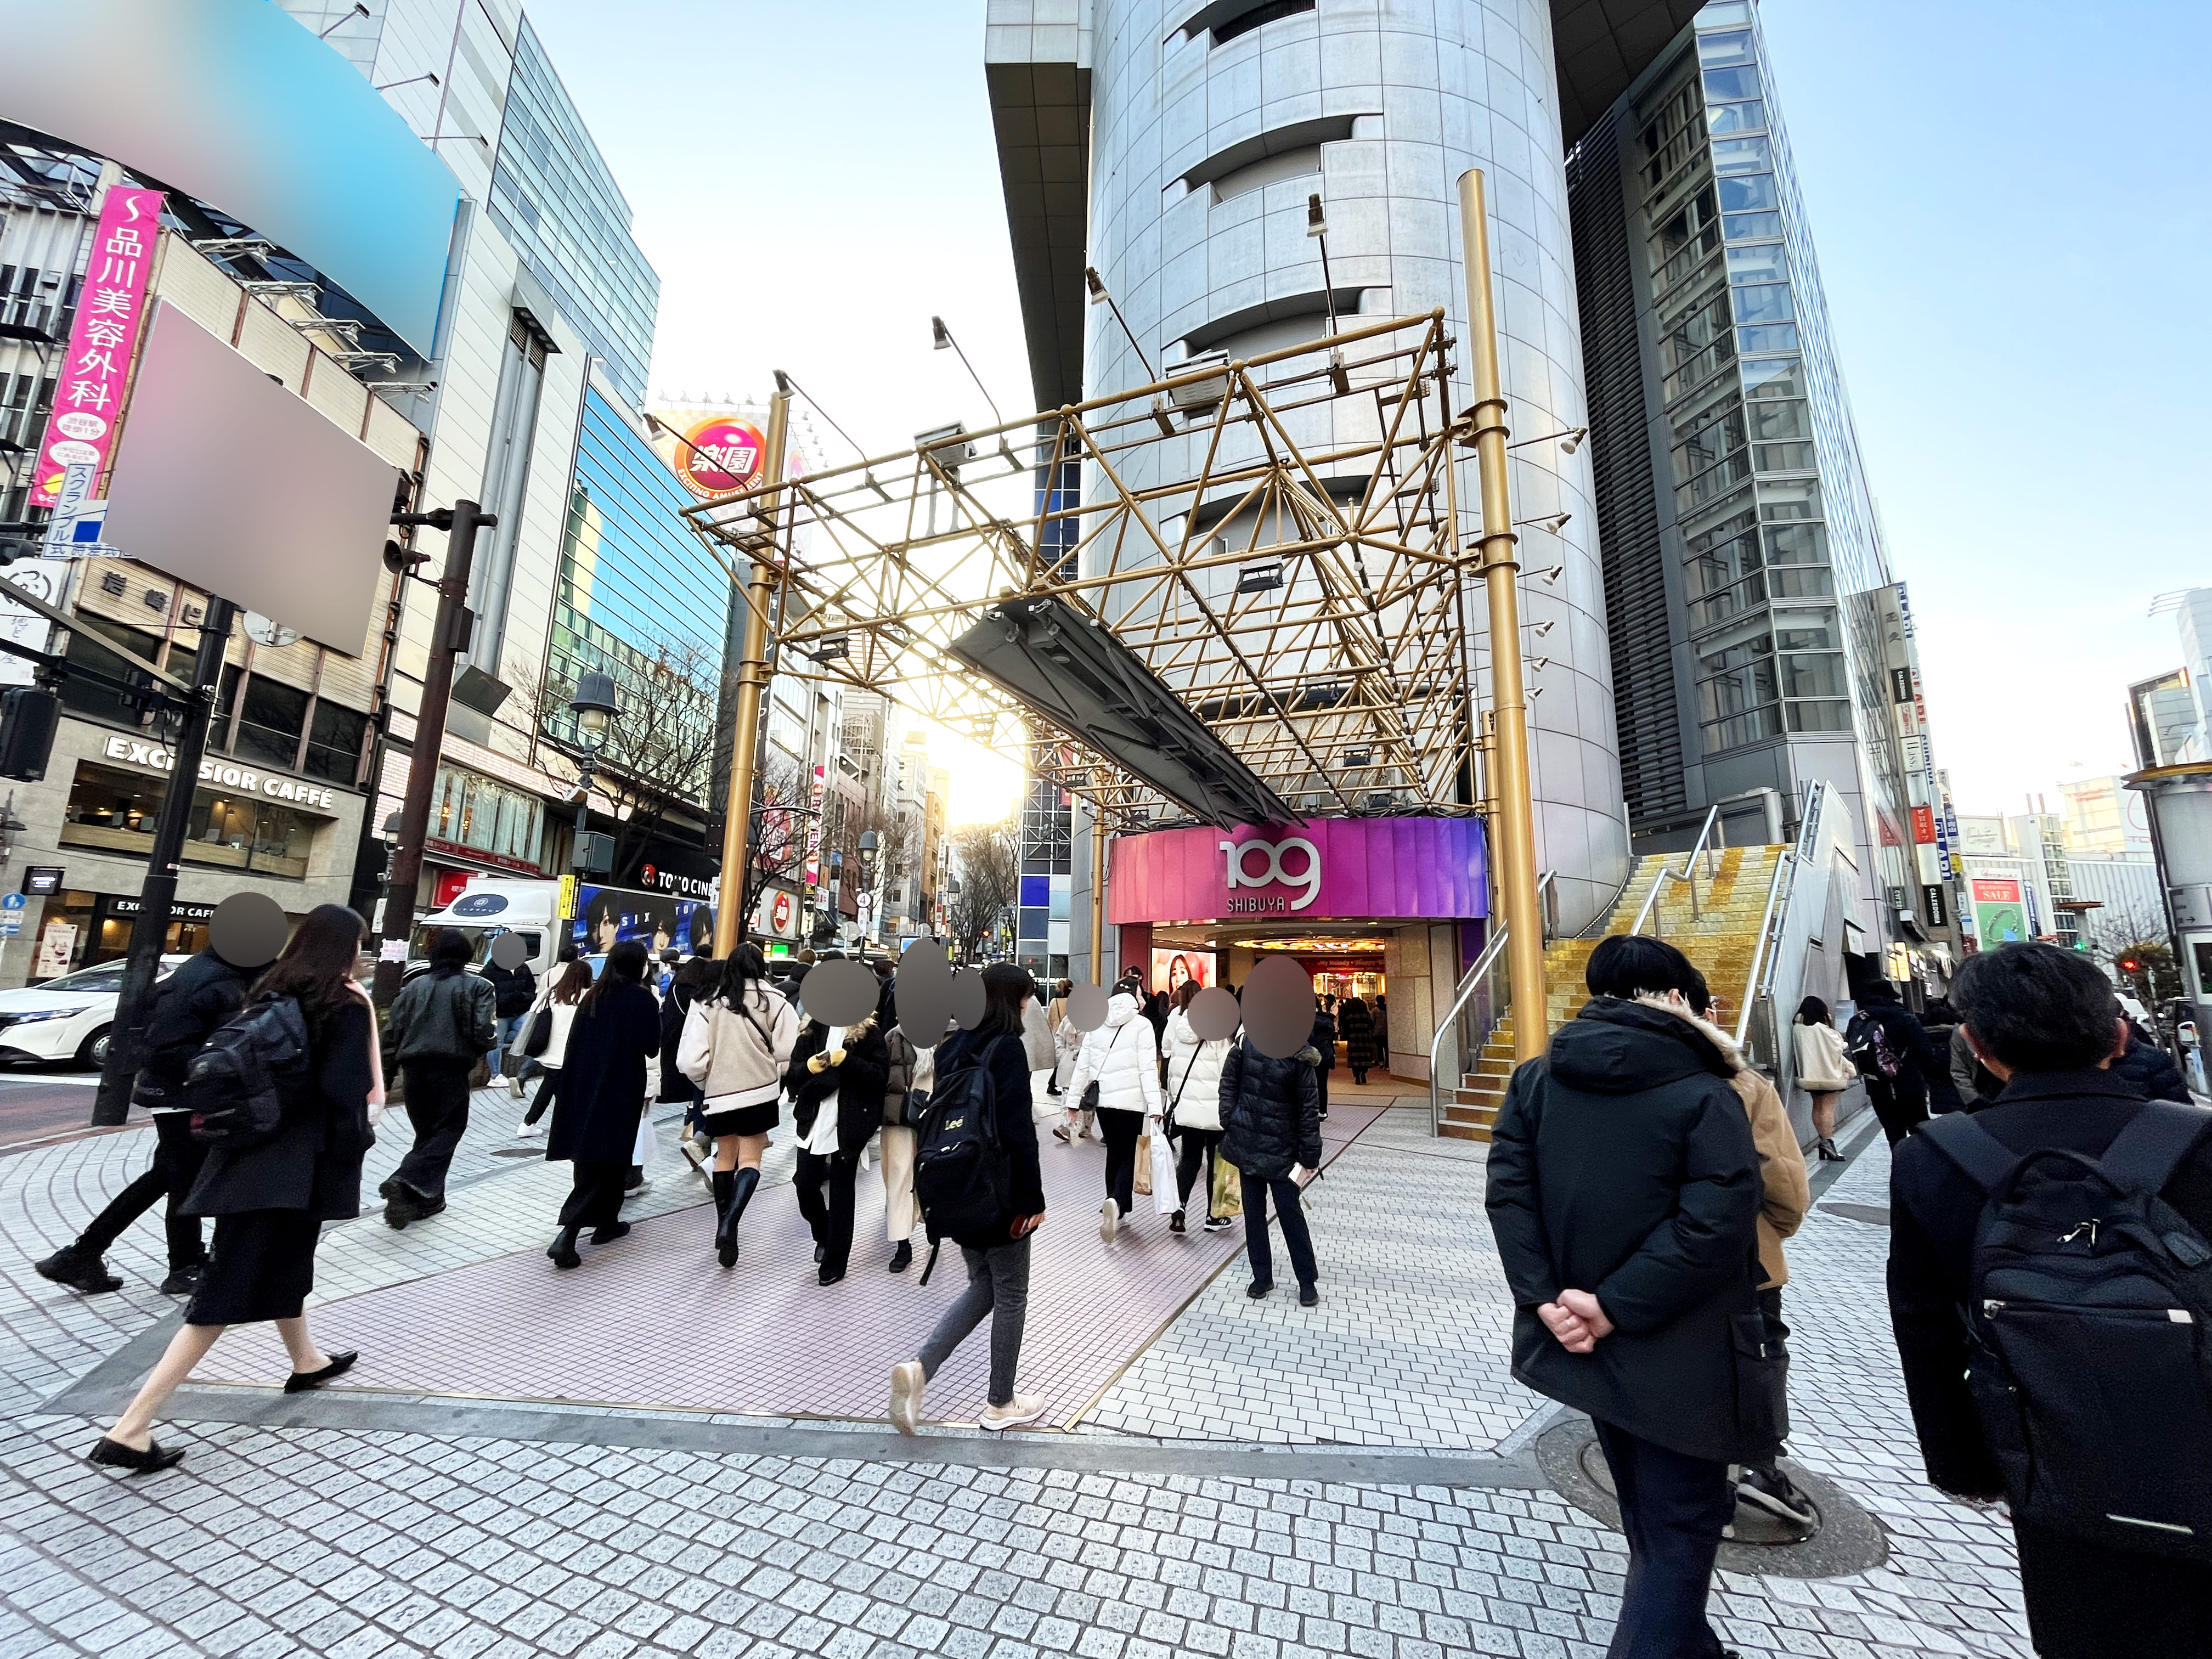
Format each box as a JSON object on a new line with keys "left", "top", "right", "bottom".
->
{"left": 1430, "top": 870, "right": 1556, "bottom": 1135}
{"left": 1735, "top": 848, "right": 1793, "bottom": 1048}
{"left": 1629, "top": 803, "right": 1723, "bottom": 935}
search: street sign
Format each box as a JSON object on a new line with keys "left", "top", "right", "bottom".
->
{"left": 0, "top": 890, "right": 23, "bottom": 939}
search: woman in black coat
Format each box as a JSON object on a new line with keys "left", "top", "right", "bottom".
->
{"left": 785, "top": 1008, "right": 889, "bottom": 1285}
{"left": 1338, "top": 995, "right": 1378, "bottom": 1084}
{"left": 89, "top": 905, "right": 377, "bottom": 1474}
{"left": 1307, "top": 1002, "right": 1338, "bottom": 1118}
{"left": 1219, "top": 1034, "right": 1324, "bottom": 1304}
{"left": 545, "top": 941, "right": 661, "bottom": 1268}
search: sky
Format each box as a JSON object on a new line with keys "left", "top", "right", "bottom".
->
{"left": 517, "top": 0, "right": 2211, "bottom": 824}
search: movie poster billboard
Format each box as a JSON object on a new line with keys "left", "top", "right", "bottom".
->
{"left": 571, "top": 882, "right": 713, "bottom": 958}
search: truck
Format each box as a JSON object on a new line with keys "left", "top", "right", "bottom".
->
{"left": 408, "top": 877, "right": 715, "bottom": 983}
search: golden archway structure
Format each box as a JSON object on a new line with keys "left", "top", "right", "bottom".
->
{"left": 681, "top": 308, "right": 1496, "bottom": 840}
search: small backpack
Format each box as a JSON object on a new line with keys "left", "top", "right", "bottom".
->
{"left": 185, "top": 994, "right": 312, "bottom": 1150}
{"left": 1922, "top": 1103, "right": 2212, "bottom": 1561}
{"left": 1844, "top": 1008, "right": 1903, "bottom": 1080}
{"left": 911, "top": 1035, "right": 1015, "bottom": 1267}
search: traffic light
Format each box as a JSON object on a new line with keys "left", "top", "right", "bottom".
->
{"left": 2119, "top": 955, "right": 2141, "bottom": 974}
{"left": 0, "top": 685, "right": 59, "bottom": 781}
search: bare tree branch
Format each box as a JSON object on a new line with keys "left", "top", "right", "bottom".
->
{"left": 946, "top": 820, "right": 1020, "bottom": 963}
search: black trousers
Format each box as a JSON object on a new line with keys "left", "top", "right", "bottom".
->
{"left": 393, "top": 1059, "right": 474, "bottom": 1201}
{"left": 794, "top": 1147, "right": 859, "bottom": 1276}
{"left": 1865, "top": 1076, "right": 1927, "bottom": 1146}
{"left": 1590, "top": 1418, "right": 1733, "bottom": 1659}
{"left": 1314, "top": 1068, "right": 1330, "bottom": 1117}
{"left": 77, "top": 1112, "right": 207, "bottom": 1269}
{"left": 1240, "top": 1170, "right": 1319, "bottom": 1290}
{"left": 1173, "top": 1128, "right": 1223, "bottom": 1215}
{"left": 1752, "top": 1285, "right": 1790, "bottom": 1472}
{"left": 1098, "top": 1108, "right": 1143, "bottom": 1217}
{"left": 522, "top": 1068, "right": 562, "bottom": 1126}
{"left": 557, "top": 1161, "right": 629, "bottom": 1231}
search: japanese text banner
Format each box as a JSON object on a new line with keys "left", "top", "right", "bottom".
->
{"left": 28, "top": 186, "right": 164, "bottom": 508}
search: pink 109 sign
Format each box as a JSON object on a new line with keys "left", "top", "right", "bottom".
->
{"left": 29, "top": 186, "right": 166, "bottom": 509}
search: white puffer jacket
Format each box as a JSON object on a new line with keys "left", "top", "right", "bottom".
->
{"left": 1160, "top": 1007, "right": 1232, "bottom": 1132}
{"left": 1065, "top": 992, "right": 1163, "bottom": 1118}
{"left": 678, "top": 981, "right": 800, "bottom": 1110}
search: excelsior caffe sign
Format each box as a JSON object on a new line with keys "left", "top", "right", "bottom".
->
{"left": 99, "top": 735, "right": 340, "bottom": 811}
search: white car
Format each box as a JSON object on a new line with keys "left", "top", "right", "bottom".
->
{"left": 0, "top": 955, "right": 193, "bottom": 1069}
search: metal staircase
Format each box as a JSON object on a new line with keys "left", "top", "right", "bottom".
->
{"left": 1434, "top": 806, "right": 1796, "bottom": 1142}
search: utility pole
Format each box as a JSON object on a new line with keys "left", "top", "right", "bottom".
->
{"left": 92, "top": 597, "right": 238, "bottom": 1124}
{"left": 1458, "top": 168, "right": 1547, "bottom": 1063}
{"left": 374, "top": 500, "right": 497, "bottom": 1006}
{"left": 711, "top": 388, "right": 791, "bottom": 957}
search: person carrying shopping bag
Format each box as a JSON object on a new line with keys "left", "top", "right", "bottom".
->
{"left": 1064, "top": 986, "right": 1163, "bottom": 1241}
{"left": 1161, "top": 978, "right": 1234, "bottom": 1233}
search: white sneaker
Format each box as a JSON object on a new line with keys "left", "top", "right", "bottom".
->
{"left": 981, "top": 1394, "right": 1047, "bottom": 1431}
{"left": 515, "top": 1118, "right": 544, "bottom": 1138}
{"left": 889, "top": 1359, "right": 926, "bottom": 1435}
{"left": 1099, "top": 1200, "right": 1119, "bottom": 1243}
{"left": 487, "top": 1074, "right": 505, "bottom": 1086}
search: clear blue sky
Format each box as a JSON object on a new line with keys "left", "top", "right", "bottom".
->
{"left": 519, "top": 0, "right": 2212, "bottom": 817}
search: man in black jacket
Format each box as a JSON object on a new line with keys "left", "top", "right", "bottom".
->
{"left": 1888, "top": 943, "right": 2212, "bottom": 1657}
{"left": 478, "top": 949, "right": 536, "bottom": 1085}
{"left": 1852, "top": 979, "right": 1961, "bottom": 1143}
{"left": 1486, "top": 934, "right": 1766, "bottom": 1659}
{"left": 35, "top": 948, "right": 254, "bottom": 1295}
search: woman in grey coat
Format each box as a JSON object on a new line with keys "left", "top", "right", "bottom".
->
{"left": 87, "top": 905, "right": 379, "bottom": 1474}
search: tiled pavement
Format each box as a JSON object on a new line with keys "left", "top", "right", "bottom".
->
{"left": 0, "top": 1074, "right": 2040, "bottom": 1657}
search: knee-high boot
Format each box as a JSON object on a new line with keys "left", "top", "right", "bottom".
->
{"left": 716, "top": 1166, "right": 760, "bottom": 1268}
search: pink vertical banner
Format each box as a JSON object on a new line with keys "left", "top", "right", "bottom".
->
{"left": 29, "top": 185, "right": 166, "bottom": 508}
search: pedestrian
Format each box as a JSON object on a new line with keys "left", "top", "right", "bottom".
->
{"left": 1888, "top": 941, "right": 2212, "bottom": 1657}
{"left": 478, "top": 938, "right": 536, "bottom": 1088}
{"left": 1373, "top": 993, "right": 1389, "bottom": 1069}
{"left": 785, "top": 997, "right": 890, "bottom": 1285}
{"left": 1044, "top": 979, "right": 1072, "bottom": 1097}
{"left": 1338, "top": 991, "right": 1379, "bottom": 1085}
{"left": 1064, "top": 984, "right": 1162, "bottom": 1240}
{"left": 36, "top": 944, "right": 254, "bottom": 1296}
{"left": 87, "top": 906, "right": 379, "bottom": 1475}
{"left": 656, "top": 947, "right": 680, "bottom": 999}
{"left": 1483, "top": 933, "right": 1766, "bottom": 1659}
{"left": 1052, "top": 981, "right": 1095, "bottom": 1143}
{"left": 656, "top": 954, "right": 713, "bottom": 1156}
{"left": 1847, "top": 978, "right": 1960, "bottom": 1144}
{"left": 1307, "top": 995, "right": 1338, "bottom": 1119}
{"left": 1020, "top": 980, "right": 1057, "bottom": 1098}
{"left": 888, "top": 962, "right": 1048, "bottom": 1433}
{"left": 514, "top": 958, "right": 591, "bottom": 1137}
{"left": 1219, "top": 1016, "right": 1323, "bottom": 1304}
{"left": 1792, "top": 995, "right": 1855, "bottom": 1161}
{"left": 543, "top": 941, "right": 661, "bottom": 1269}
{"left": 380, "top": 929, "right": 496, "bottom": 1228}
{"left": 1161, "top": 978, "right": 1232, "bottom": 1233}
{"left": 877, "top": 979, "right": 923, "bottom": 1272}
{"left": 1686, "top": 972, "right": 1816, "bottom": 1532}
{"left": 677, "top": 944, "right": 800, "bottom": 1267}
{"left": 2113, "top": 1015, "right": 2193, "bottom": 1103}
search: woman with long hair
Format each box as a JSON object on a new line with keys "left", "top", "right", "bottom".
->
{"left": 1792, "top": 995, "right": 1854, "bottom": 1161}
{"left": 88, "top": 905, "right": 379, "bottom": 1474}
{"left": 544, "top": 941, "right": 661, "bottom": 1267}
{"left": 889, "top": 963, "right": 1048, "bottom": 1433}
{"left": 677, "top": 943, "right": 799, "bottom": 1265}
{"left": 656, "top": 953, "right": 715, "bottom": 1165}
{"left": 1337, "top": 992, "right": 1379, "bottom": 1085}
{"left": 514, "top": 958, "right": 592, "bottom": 1137}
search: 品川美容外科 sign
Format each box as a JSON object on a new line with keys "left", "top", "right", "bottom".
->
{"left": 99, "top": 735, "right": 338, "bottom": 810}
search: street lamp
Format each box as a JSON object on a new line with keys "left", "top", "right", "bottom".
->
{"left": 857, "top": 828, "right": 882, "bottom": 953}
{"left": 567, "top": 670, "right": 619, "bottom": 875}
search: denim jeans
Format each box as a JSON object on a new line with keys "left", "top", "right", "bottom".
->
{"left": 489, "top": 1012, "right": 523, "bottom": 1075}
{"left": 919, "top": 1234, "right": 1031, "bottom": 1406}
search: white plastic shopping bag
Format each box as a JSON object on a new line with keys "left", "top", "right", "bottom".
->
{"left": 1150, "top": 1129, "right": 1180, "bottom": 1215}
{"left": 632, "top": 1108, "right": 660, "bottom": 1173}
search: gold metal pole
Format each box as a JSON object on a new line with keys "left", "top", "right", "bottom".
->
{"left": 1458, "top": 168, "right": 1547, "bottom": 1063}
{"left": 712, "top": 389, "right": 791, "bottom": 958}
{"left": 1089, "top": 813, "right": 1107, "bottom": 984}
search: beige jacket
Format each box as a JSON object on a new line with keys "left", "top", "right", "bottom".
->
{"left": 677, "top": 982, "right": 800, "bottom": 1111}
{"left": 1641, "top": 996, "right": 1811, "bottom": 1289}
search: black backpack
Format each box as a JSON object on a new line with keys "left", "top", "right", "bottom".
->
{"left": 185, "top": 994, "right": 312, "bottom": 1150}
{"left": 1844, "top": 1008, "right": 1903, "bottom": 1080}
{"left": 1922, "top": 1102, "right": 2212, "bottom": 1561}
{"left": 911, "top": 1036, "right": 1015, "bottom": 1267}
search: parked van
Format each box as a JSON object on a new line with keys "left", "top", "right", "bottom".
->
{"left": 408, "top": 877, "right": 713, "bottom": 983}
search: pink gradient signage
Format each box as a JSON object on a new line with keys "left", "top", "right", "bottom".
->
{"left": 1107, "top": 817, "right": 1488, "bottom": 924}
{"left": 29, "top": 185, "right": 165, "bottom": 507}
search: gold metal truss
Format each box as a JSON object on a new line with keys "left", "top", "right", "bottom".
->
{"left": 681, "top": 309, "right": 1483, "bottom": 832}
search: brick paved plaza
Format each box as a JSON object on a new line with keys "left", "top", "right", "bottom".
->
{"left": 0, "top": 1082, "right": 2038, "bottom": 1658}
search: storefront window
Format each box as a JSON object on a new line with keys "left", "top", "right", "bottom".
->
{"left": 431, "top": 765, "right": 545, "bottom": 867}
{"left": 58, "top": 761, "right": 323, "bottom": 880}
{"left": 233, "top": 676, "right": 308, "bottom": 771}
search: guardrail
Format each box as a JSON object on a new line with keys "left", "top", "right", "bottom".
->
{"left": 1629, "top": 803, "right": 1723, "bottom": 935}
{"left": 1429, "top": 870, "right": 1555, "bottom": 1134}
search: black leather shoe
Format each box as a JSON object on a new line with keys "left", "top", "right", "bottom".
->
{"left": 1246, "top": 1280, "right": 1273, "bottom": 1299}
{"left": 284, "top": 1351, "right": 358, "bottom": 1393}
{"left": 157, "top": 1264, "right": 204, "bottom": 1297}
{"left": 547, "top": 1227, "right": 582, "bottom": 1270}
{"left": 888, "top": 1240, "right": 913, "bottom": 1273}
{"left": 1299, "top": 1284, "right": 1319, "bottom": 1307}
{"left": 88, "top": 1436, "right": 185, "bottom": 1474}
{"left": 36, "top": 1246, "right": 121, "bottom": 1295}
{"left": 590, "top": 1221, "right": 630, "bottom": 1245}
{"left": 818, "top": 1263, "right": 846, "bottom": 1285}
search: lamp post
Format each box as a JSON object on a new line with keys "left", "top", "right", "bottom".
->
{"left": 567, "top": 669, "right": 619, "bottom": 878}
{"left": 857, "top": 828, "right": 881, "bottom": 955}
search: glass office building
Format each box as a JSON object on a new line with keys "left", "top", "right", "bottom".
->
{"left": 1568, "top": 1, "right": 1933, "bottom": 944}
{"left": 488, "top": 20, "right": 660, "bottom": 408}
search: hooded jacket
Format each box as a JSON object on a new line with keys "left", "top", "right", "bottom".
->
{"left": 1484, "top": 996, "right": 1768, "bottom": 1463}
{"left": 1219, "top": 1036, "right": 1322, "bottom": 1179}
{"left": 1661, "top": 999, "right": 1809, "bottom": 1290}
{"left": 1161, "top": 1007, "right": 1231, "bottom": 1132}
{"left": 1020, "top": 995, "right": 1057, "bottom": 1073}
{"left": 678, "top": 981, "right": 800, "bottom": 1111}
{"left": 1065, "top": 992, "right": 1163, "bottom": 1117}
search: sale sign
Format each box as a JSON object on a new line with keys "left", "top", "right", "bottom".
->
{"left": 30, "top": 187, "right": 165, "bottom": 508}
{"left": 672, "top": 415, "right": 767, "bottom": 500}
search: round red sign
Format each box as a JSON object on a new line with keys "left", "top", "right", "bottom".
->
{"left": 673, "top": 416, "right": 767, "bottom": 500}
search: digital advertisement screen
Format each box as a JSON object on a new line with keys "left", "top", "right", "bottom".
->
{"left": 1150, "top": 949, "right": 1215, "bottom": 998}
{"left": 572, "top": 884, "right": 712, "bottom": 957}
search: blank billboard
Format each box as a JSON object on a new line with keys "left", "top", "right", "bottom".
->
{"left": 103, "top": 302, "right": 397, "bottom": 653}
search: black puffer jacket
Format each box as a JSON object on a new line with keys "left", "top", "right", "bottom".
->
{"left": 1485, "top": 997, "right": 1767, "bottom": 1463}
{"left": 2113, "top": 1027, "right": 2193, "bottom": 1103}
{"left": 480, "top": 958, "right": 537, "bottom": 1019}
{"left": 1220, "top": 1036, "right": 1322, "bottom": 1180}
{"left": 786, "top": 1018, "right": 891, "bottom": 1155}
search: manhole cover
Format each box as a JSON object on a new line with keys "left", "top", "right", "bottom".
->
{"left": 1535, "top": 1417, "right": 1887, "bottom": 1578}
